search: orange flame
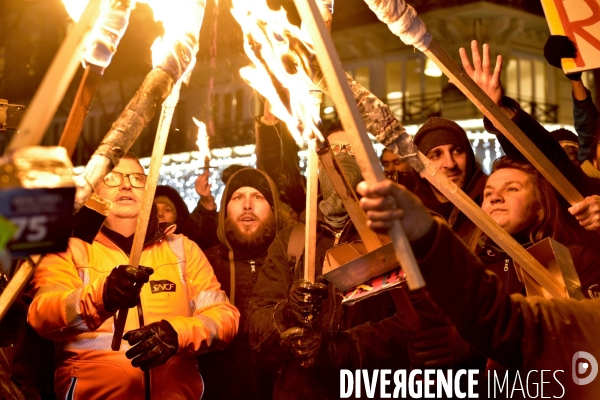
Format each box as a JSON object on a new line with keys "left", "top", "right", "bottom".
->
{"left": 141, "top": 0, "right": 205, "bottom": 81}
{"left": 231, "top": 0, "right": 324, "bottom": 145}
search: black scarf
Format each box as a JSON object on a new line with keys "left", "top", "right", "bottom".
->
{"left": 101, "top": 204, "right": 162, "bottom": 255}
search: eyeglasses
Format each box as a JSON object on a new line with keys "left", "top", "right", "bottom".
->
{"left": 331, "top": 144, "right": 354, "bottom": 156}
{"left": 103, "top": 171, "right": 147, "bottom": 188}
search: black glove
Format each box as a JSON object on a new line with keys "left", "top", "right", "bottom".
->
{"left": 406, "top": 325, "right": 471, "bottom": 368}
{"left": 282, "top": 327, "right": 323, "bottom": 368}
{"left": 103, "top": 265, "right": 154, "bottom": 312}
{"left": 280, "top": 279, "right": 328, "bottom": 327}
{"left": 281, "top": 327, "right": 356, "bottom": 369}
{"left": 124, "top": 320, "right": 179, "bottom": 371}
{"left": 543, "top": 35, "right": 582, "bottom": 81}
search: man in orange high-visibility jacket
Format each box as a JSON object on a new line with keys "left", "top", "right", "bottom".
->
{"left": 28, "top": 153, "right": 239, "bottom": 400}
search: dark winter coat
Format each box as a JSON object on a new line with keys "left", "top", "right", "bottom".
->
{"left": 198, "top": 168, "right": 282, "bottom": 400}
{"left": 183, "top": 202, "right": 219, "bottom": 251}
{"left": 255, "top": 119, "right": 306, "bottom": 215}
{"left": 247, "top": 219, "right": 402, "bottom": 400}
{"left": 478, "top": 235, "right": 600, "bottom": 300}
{"left": 414, "top": 217, "right": 600, "bottom": 399}
{"left": 415, "top": 164, "right": 488, "bottom": 250}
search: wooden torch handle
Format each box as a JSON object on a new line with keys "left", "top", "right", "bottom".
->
{"left": 293, "top": 0, "right": 425, "bottom": 289}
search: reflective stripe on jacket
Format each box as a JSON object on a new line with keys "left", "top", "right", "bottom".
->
{"left": 28, "top": 232, "right": 240, "bottom": 400}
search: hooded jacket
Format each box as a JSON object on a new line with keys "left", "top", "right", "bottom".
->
{"left": 154, "top": 185, "right": 190, "bottom": 234}
{"left": 199, "top": 168, "right": 282, "bottom": 400}
{"left": 28, "top": 209, "right": 239, "bottom": 400}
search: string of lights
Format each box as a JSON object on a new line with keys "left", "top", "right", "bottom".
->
{"left": 72, "top": 120, "right": 574, "bottom": 212}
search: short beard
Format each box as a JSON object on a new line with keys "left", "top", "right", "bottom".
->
{"left": 224, "top": 213, "right": 276, "bottom": 257}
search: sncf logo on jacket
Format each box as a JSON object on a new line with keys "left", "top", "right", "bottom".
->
{"left": 151, "top": 280, "right": 176, "bottom": 293}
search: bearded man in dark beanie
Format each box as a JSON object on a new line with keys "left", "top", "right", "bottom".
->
{"left": 413, "top": 116, "right": 487, "bottom": 248}
{"left": 199, "top": 167, "right": 281, "bottom": 400}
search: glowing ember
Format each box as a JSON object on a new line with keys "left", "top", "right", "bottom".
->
{"left": 193, "top": 117, "right": 211, "bottom": 167}
{"left": 231, "top": 0, "right": 324, "bottom": 145}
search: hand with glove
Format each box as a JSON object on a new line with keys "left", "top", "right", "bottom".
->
{"left": 280, "top": 327, "right": 323, "bottom": 368}
{"left": 124, "top": 320, "right": 178, "bottom": 371}
{"left": 280, "top": 327, "right": 355, "bottom": 370}
{"left": 278, "top": 279, "right": 328, "bottom": 329}
{"left": 103, "top": 265, "right": 154, "bottom": 313}
{"left": 544, "top": 35, "right": 582, "bottom": 81}
{"left": 406, "top": 325, "right": 471, "bottom": 369}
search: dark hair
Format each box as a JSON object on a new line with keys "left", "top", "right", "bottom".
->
{"left": 380, "top": 148, "right": 392, "bottom": 163}
{"left": 490, "top": 156, "right": 572, "bottom": 244}
{"left": 324, "top": 120, "right": 344, "bottom": 138}
{"left": 122, "top": 152, "right": 144, "bottom": 171}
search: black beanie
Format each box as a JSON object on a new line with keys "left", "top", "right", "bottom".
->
{"left": 414, "top": 117, "right": 470, "bottom": 155}
{"left": 550, "top": 128, "right": 578, "bottom": 147}
{"left": 226, "top": 168, "right": 274, "bottom": 209}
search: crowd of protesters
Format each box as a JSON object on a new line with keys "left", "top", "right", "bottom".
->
{"left": 1, "top": 34, "right": 600, "bottom": 400}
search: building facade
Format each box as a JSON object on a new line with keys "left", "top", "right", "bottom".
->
{"left": 2, "top": 0, "right": 597, "bottom": 208}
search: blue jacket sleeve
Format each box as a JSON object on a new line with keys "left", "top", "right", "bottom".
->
{"left": 573, "top": 88, "right": 600, "bottom": 163}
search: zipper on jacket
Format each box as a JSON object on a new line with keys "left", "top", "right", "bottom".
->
{"left": 250, "top": 260, "right": 256, "bottom": 283}
{"left": 504, "top": 259, "right": 510, "bottom": 294}
{"left": 333, "top": 231, "right": 342, "bottom": 246}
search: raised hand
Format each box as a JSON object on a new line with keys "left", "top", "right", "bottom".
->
{"left": 459, "top": 40, "right": 504, "bottom": 106}
{"left": 195, "top": 170, "right": 216, "bottom": 211}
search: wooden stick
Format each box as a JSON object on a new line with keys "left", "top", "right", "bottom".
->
{"left": 293, "top": 0, "right": 425, "bottom": 290}
{"left": 304, "top": 146, "right": 319, "bottom": 283}
{"left": 6, "top": 0, "right": 102, "bottom": 153}
{"left": 0, "top": 255, "right": 42, "bottom": 322}
{"left": 304, "top": 91, "right": 323, "bottom": 283}
{"left": 317, "top": 146, "right": 381, "bottom": 251}
{"left": 111, "top": 81, "right": 183, "bottom": 351}
{"left": 423, "top": 39, "right": 583, "bottom": 206}
{"left": 59, "top": 64, "right": 104, "bottom": 157}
